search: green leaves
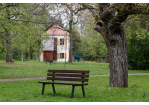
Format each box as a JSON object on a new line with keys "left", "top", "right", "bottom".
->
{"left": 77, "top": 12, "right": 108, "bottom": 60}
{"left": 0, "top": 3, "right": 51, "bottom": 61}
{"left": 125, "top": 15, "right": 149, "bottom": 70}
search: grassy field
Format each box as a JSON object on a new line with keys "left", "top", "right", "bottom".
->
{"left": 0, "top": 60, "right": 109, "bottom": 79}
{"left": 0, "top": 60, "right": 149, "bottom": 102}
{"left": 0, "top": 75, "right": 149, "bottom": 102}
{"left": 0, "top": 60, "right": 149, "bottom": 79}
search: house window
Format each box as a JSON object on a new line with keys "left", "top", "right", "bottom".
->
{"left": 60, "top": 38, "right": 64, "bottom": 45}
{"left": 60, "top": 53, "right": 64, "bottom": 59}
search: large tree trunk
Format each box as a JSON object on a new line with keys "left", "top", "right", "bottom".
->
{"left": 5, "top": 31, "right": 13, "bottom": 63}
{"left": 5, "top": 4, "right": 13, "bottom": 63}
{"left": 106, "top": 26, "right": 128, "bottom": 87}
{"left": 94, "top": 22, "right": 128, "bottom": 87}
{"left": 92, "top": 4, "right": 128, "bottom": 87}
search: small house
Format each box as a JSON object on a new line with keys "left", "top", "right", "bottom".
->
{"left": 37, "top": 24, "right": 70, "bottom": 62}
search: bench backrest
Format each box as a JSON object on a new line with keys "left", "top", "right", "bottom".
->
{"left": 47, "top": 70, "right": 89, "bottom": 83}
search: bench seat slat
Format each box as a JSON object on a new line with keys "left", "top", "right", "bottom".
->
{"left": 48, "top": 70, "right": 89, "bottom": 73}
{"left": 47, "top": 77, "right": 88, "bottom": 82}
{"left": 38, "top": 81, "right": 88, "bottom": 86}
{"left": 47, "top": 73, "right": 89, "bottom": 78}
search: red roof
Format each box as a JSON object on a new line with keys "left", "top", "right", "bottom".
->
{"left": 45, "top": 24, "right": 70, "bottom": 36}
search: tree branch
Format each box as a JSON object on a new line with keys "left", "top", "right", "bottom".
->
{"left": 81, "top": 3, "right": 97, "bottom": 18}
{"left": 109, "top": 4, "right": 134, "bottom": 30}
{"left": 73, "top": 14, "right": 80, "bottom": 24}
{"left": 110, "top": 3, "right": 149, "bottom": 27}
{"left": 0, "top": 34, "right": 5, "bottom": 40}
{"left": 94, "top": 21, "right": 106, "bottom": 36}
{"left": 10, "top": 19, "right": 52, "bottom": 24}
{"left": 129, "top": 5, "right": 149, "bottom": 15}
{"left": 73, "top": 6, "right": 87, "bottom": 15}
{"left": 81, "top": 3, "right": 107, "bottom": 36}
{"left": 98, "top": 3, "right": 116, "bottom": 23}
{"left": 0, "top": 3, "right": 14, "bottom": 10}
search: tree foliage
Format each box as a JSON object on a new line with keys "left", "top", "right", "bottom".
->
{"left": 125, "top": 15, "right": 149, "bottom": 70}
{"left": 72, "top": 28, "right": 81, "bottom": 56}
{"left": 0, "top": 3, "right": 51, "bottom": 61}
{"left": 77, "top": 11, "right": 108, "bottom": 60}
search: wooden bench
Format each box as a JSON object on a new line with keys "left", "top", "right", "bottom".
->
{"left": 38, "top": 70, "right": 89, "bottom": 98}
{"left": 46, "top": 59, "right": 56, "bottom": 65}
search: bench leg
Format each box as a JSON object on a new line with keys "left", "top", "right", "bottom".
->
{"left": 82, "top": 86, "right": 85, "bottom": 97}
{"left": 42, "top": 83, "right": 45, "bottom": 95}
{"left": 71, "top": 85, "right": 75, "bottom": 98}
{"left": 52, "top": 84, "right": 56, "bottom": 94}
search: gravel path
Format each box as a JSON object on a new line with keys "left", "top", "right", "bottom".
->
{"left": 0, "top": 73, "right": 149, "bottom": 82}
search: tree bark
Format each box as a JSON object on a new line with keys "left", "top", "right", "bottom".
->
{"left": 107, "top": 26, "right": 128, "bottom": 87}
{"left": 94, "top": 22, "right": 128, "bottom": 87}
{"left": 5, "top": 31, "right": 13, "bottom": 63}
{"left": 5, "top": 4, "right": 13, "bottom": 63}
{"left": 95, "top": 22, "right": 128, "bottom": 87}
{"left": 69, "top": 12, "right": 73, "bottom": 63}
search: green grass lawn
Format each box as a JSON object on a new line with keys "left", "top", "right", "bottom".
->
{"left": 1, "top": 60, "right": 149, "bottom": 102}
{"left": 0, "top": 60, "right": 110, "bottom": 79}
{"left": 0, "top": 75, "right": 149, "bottom": 102}
{"left": 0, "top": 60, "right": 149, "bottom": 79}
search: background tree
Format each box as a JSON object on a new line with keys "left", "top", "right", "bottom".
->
{"left": 0, "top": 3, "right": 21, "bottom": 62}
{"left": 125, "top": 15, "right": 149, "bottom": 70}
{"left": 58, "top": 3, "right": 86, "bottom": 63}
{"left": 77, "top": 10, "right": 108, "bottom": 61}
{"left": 0, "top": 3, "right": 52, "bottom": 62}
{"left": 72, "top": 28, "right": 81, "bottom": 56}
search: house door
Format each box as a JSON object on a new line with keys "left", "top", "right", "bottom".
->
{"left": 43, "top": 51, "right": 53, "bottom": 61}
{"left": 53, "top": 50, "right": 57, "bottom": 61}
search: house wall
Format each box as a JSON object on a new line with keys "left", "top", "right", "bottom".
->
{"left": 53, "top": 35, "right": 70, "bottom": 62}
{"left": 42, "top": 39, "right": 54, "bottom": 51}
